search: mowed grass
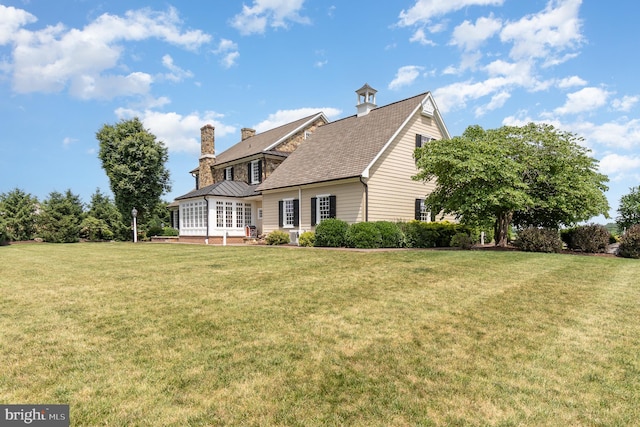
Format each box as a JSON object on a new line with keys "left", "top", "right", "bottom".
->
{"left": 1, "top": 243, "right": 639, "bottom": 426}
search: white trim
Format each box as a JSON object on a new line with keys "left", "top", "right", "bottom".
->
{"left": 250, "top": 160, "right": 260, "bottom": 184}
{"left": 263, "top": 112, "right": 329, "bottom": 152}
{"left": 362, "top": 92, "right": 450, "bottom": 178}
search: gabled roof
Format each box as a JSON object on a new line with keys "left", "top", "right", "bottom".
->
{"left": 175, "top": 180, "right": 259, "bottom": 200}
{"left": 214, "top": 112, "right": 327, "bottom": 165}
{"left": 258, "top": 92, "right": 447, "bottom": 191}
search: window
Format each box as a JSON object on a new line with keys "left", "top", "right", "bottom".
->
{"left": 225, "top": 202, "right": 233, "bottom": 227}
{"left": 257, "top": 208, "right": 263, "bottom": 220}
{"left": 279, "top": 199, "right": 299, "bottom": 228}
{"left": 244, "top": 203, "right": 252, "bottom": 226}
{"left": 236, "top": 203, "right": 243, "bottom": 227}
{"left": 415, "top": 134, "right": 435, "bottom": 148}
{"left": 311, "top": 195, "right": 336, "bottom": 225}
{"left": 224, "top": 167, "right": 233, "bottom": 181}
{"left": 216, "top": 201, "right": 224, "bottom": 227}
{"left": 180, "top": 200, "right": 206, "bottom": 230}
{"left": 415, "top": 198, "right": 431, "bottom": 222}
{"left": 249, "top": 160, "right": 261, "bottom": 184}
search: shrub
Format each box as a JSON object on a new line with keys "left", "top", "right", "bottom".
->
{"left": 618, "top": 224, "right": 640, "bottom": 259}
{"left": 298, "top": 231, "right": 315, "bottom": 247}
{"left": 162, "top": 227, "right": 179, "bottom": 236}
{"left": 374, "top": 221, "right": 405, "bottom": 248}
{"left": 147, "top": 224, "right": 164, "bottom": 237}
{"left": 0, "top": 222, "right": 7, "bottom": 246}
{"left": 450, "top": 233, "right": 473, "bottom": 250}
{"left": 514, "top": 227, "right": 562, "bottom": 253}
{"left": 80, "top": 216, "right": 114, "bottom": 241}
{"left": 266, "top": 230, "right": 290, "bottom": 245}
{"left": 569, "top": 224, "right": 611, "bottom": 253}
{"left": 346, "top": 222, "right": 382, "bottom": 249}
{"left": 399, "top": 221, "right": 473, "bottom": 248}
{"left": 560, "top": 227, "right": 576, "bottom": 248}
{"left": 314, "top": 218, "right": 348, "bottom": 247}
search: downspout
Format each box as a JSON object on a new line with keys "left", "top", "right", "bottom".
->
{"left": 360, "top": 176, "right": 369, "bottom": 222}
{"left": 298, "top": 186, "right": 302, "bottom": 245}
{"left": 204, "top": 196, "right": 209, "bottom": 245}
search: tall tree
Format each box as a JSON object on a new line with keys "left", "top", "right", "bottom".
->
{"left": 38, "top": 190, "right": 85, "bottom": 243}
{"left": 616, "top": 186, "right": 640, "bottom": 232}
{"left": 97, "top": 118, "right": 171, "bottom": 226}
{"left": 0, "top": 188, "right": 39, "bottom": 241}
{"left": 414, "top": 123, "right": 610, "bottom": 246}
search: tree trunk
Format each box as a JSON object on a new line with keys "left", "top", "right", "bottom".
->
{"left": 494, "top": 211, "right": 513, "bottom": 247}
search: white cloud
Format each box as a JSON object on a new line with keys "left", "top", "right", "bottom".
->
{"left": 231, "top": 0, "right": 310, "bottom": 35}
{"left": 612, "top": 95, "right": 639, "bottom": 112}
{"left": 500, "top": 0, "right": 583, "bottom": 63}
{"left": 214, "top": 39, "right": 239, "bottom": 68}
{"left": 161, "top": 54, "right": 193, "bottom": 82}
{"left": 388, "top": 65, "right": 424, "bottom": 90}
{"left": 554, "top": 87, "right": 610, "bottom": 115}
{"left": 450, "top": 15, "right": 502, "bottom": 51}
{"left": 253, "top": 107, "right": 342, "bottom": 133}
{"left": 7, "top": 7, "right": 210, "bottom": 98}
{"left": 398, "top": 0, "right": 504, "bottom": 27}
{"left": 557, "top": 75, "right": 587, "bottom": 88}
{"left": 0, "top": 4, "right": 37, "bottom": 45}
{"left": 62, "top": 137, "right": 77, "bottom": 147}
{"left": 598, "top": 153, "right": 640, "bottom": 175}
{"left": 409, "top": 28, "right": 436, "bottom": 46}
{"left": 115, "top": 108, "right": 237, "bottom": 154}
{"left": 475, "top": 91, "right": 510, "bottom": 116}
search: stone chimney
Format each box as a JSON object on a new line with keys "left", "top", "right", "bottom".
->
{"left": 241, "top": 128, "right": 256, "bottom": 141}
{"left": 356, "top": 83, "right": 377, "bottom": 117}
{"left": 198, "top": 124, "right": 216, "bottom": 188}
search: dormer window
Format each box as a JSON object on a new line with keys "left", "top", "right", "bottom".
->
{"left": 249, "top": 160, "right": 262, "bottom": 184}
{"left": 224, "top": 166, "right": 233, "bottom": 181}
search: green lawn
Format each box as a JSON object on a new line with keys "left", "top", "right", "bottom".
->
{"left": 1, "top": 243, "right": 639, "bottom": 426}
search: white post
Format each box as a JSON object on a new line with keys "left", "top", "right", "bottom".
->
{"left": 132, "top": 207, "right": 138, "bottom": 243}
{"left": 481, "top": 231, "right": 485, "bottom": 245}
{"left": 223, "top": 231, "right": 227, "bottom": 246}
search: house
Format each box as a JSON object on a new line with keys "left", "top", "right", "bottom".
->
{"left": 173, "top": 84, "right": 451, "bottom": 244}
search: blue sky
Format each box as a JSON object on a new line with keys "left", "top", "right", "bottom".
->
{"left": 1, "top": 0, "right": 638, "bottom": 222}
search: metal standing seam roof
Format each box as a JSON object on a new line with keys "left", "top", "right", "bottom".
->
{"left": 175, "top": 180, "right": 260, "bottom": 200}
{"left": 257, "top": 92, "right": 429, "bottom": 191}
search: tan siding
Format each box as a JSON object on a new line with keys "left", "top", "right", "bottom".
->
{"left": 367, "top": 111, "right": 454, "bottom": 222}
{"left": 261, "top": 179, "right": 364, "bottom": 234}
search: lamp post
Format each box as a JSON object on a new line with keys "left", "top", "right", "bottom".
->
{"left": 132, "top": 207, "right": 138, "bottom": 243}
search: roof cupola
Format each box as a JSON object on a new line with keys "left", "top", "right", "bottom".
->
{"left": 356, "top": 83, "right": 377, "bottom": 117}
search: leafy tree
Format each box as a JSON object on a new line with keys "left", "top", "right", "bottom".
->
{"left": 97, "top": 117, "right": 171, "bottom": 227}
{"left": 82, "top": 188, "right": 128, "bottom": 241}
{"left": 0, "top": 188, "right": 39, "bottom": 241}
{"left": 414, "top": 123, "right": 609, "bottom": 246}
{"left": 37, "top": 190, "right": 84, "bottom": 243}
{"left": 616, "top": 186, "right": 640, "bottom": 232}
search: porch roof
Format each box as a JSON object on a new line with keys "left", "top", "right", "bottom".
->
{"left": 175, "top": 180, "right": 260, "bottom": 200}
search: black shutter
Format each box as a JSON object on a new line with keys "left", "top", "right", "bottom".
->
{"left": 293, "top": 199, "right": 299, "bottom": 227}
{"left": 415, "top": 134, "right": 423, "bottom": 148}
{"left": 230, "top": 167, "right": 234, "bottom": 181}
{"left": 415, "top": 198, "right": 422, "bottom": 220}
{"left": 247, "top": 163, "right": 252, "bottom": 184}
{"left": 258, "top": 160, "right": 263, "bottom": 183}
{"left": 329, "top": 195, "right": 337, "bottom": 218}
{"left": 278, "top": 201, "right": 284, "bottom": 227}
{"left": 311, "top": 197, "right": 317, "bottom": 225}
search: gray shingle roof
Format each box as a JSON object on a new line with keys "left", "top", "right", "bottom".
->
{"left": 175, "top": 181, "right": 259, "bottom": 200}
{"left": 214, "top": 113, "right": 326, "bottom": 165}
{"left": 258, "top": 92, "right": 428, "bottom": 191}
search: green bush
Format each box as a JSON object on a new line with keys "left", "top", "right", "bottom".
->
{"left": 569, "top": 224, "right": 611, "bottom": 253}
{"left": 266, "top": 230, "right": 290, "bottom": 245}
{"left": 346, "top": 222, "right": 382, "bottom": 249}
{"left": 162, "top": 227, "right": 179, "bottom": 236}
{"left": 618, "top": 224, "right": 640, "bottom": 259}
{"left": 298, "top": 231, "right": 315, "bottom": 247}
{"left": 0, "top": 223, "right": 7, "bottom": 246}
{"left": 374, "top": 221, "right": 405, "bottom": 248}
{"left": 147, "top": 224, "right": 164, "bottom": 237}
{"left": 80, "top": 216, "right": 114, "bottom": 241}
{"left": 314, "top": 218, "right": 348, "bottom": 247}
{"left": 399, "top": 221, "right": 473, "bottom": 248}
{"left": 514, "top": 227, "right": 562, "bottom": 253}
{"left": 450, "top": 233, "right": 473, "bottom": 249}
